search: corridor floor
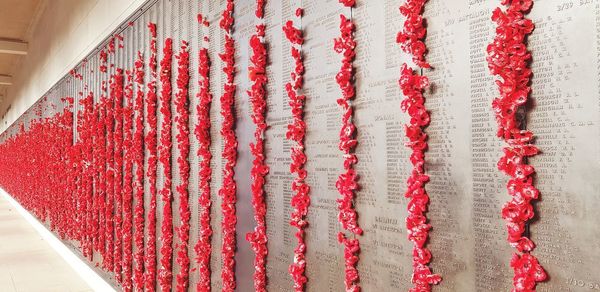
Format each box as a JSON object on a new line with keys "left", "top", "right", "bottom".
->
{"left": 0, "top": 194, "right": 91, "bottom": 292}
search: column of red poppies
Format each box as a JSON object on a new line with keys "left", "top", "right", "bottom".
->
{"left": 75, "top": 92, "right": 86, "bottom": 257}
{"left": 77, "top": 93, "right": 86, "bottom": 256}
{"left": 43, "top": 118, "right": 52, "bottom": 221}
{"left": 61, "top": 99, "right": 77, "bottom": 240}
{"left": 67, "top": 106, "right": 78, "bottom": 240}
{"left": 52, "top": 113, "right": 63, "bottom": 236}
{"left": 396, "top": 0, "right": 442, "bottom": 290}
{"left": 71, "top": 88, "right": 84, "bottom": 245}
{"left": 16, "top": 130, "right": 29, "bottom": 207}
{"left": 38, "top": 115, "right": 52, "bottom": 234}
{"left": 194, "top": 14, "right": 213, "bottom": 292}
{"left": 52, "top": 113, "right": 65, "bottom": 234}
{"left": 31, "top": 122, "right": 42, "bottom": 217}
{"left": 51, "top": 114, "right": 60, "bottom": 234}
{"left": 57, "top": 111, "right": 69, "bottom": 239}
{"left": 174, "top": 40, "right": 192, "bottom": 292}
{"left": 19, "top": 127, "right": 28, "bottom": 203}
{"left": 67, "top": 108, "right": 78, "bottom": 240}
{"left": 144, "top": 22, "right": 159, "bottom": 291}
{"left": 35, "top": 118, "right": 45, "bottom": 220}
{"left": 104, "top": 73, "right": 116, "bottom": 272}
{"left": 55, "top": 113, "right": 69, "bottom": 236}
{"left": 70, "top": 68, "right": 85, "bottom": 244}
{"left": 55, "top": 113, "right": 66, "bottom": 236}
{"left": 122, "top": 69, "right": 136, "bottom": 292}
{"left": 218, "top": 1, "right": 238, "bottom": 290}
{"left": 246, "top": 1, "right": 269, "bottom": 291}
{"left": 103, "top": 36, "right": 120, "bottom": 276}
{"left": 57, "top": 105, "right": 75, "bottom": 239}
{"left": 90, "top": 98, "right": 101, "bottom": 255}
{"left": 44, "top": 117, "right": 56, "bottom": 231}
{"left": 34, "top": 119, "right": 48, "bottom": 224}
{"left": 102, "top": 80, "right": 108, "bottom": 268}
{"left": 97, "top": 79, "right": 109, "bottom": 259}
{"left": 67, "top": 107, "right": 78, "bottom": 240}
{"left": 86, "top": 92, "right": 95, "bottom": 262}
{"left": 63, "top": 101, "right": 79, "bottom": 241}
{"left": 63, "top": 107, "right": 75, "bottom": 238}
{"left": 486, "top": 1, "right": 547, "bottom": 290}
{"left": 39, "top": 112, "right": 54, "bottom": 231}
{"left": 333, "top": 2, "right": 363, "bottom": 291}
{"left": 59, "top": 111, "right": 71, "bottom": 238}
{"left": 102, "top": 85, "right": 109, "bottom": 261}
{"left": 42, "top": 117, "right": 53, "bottom": 230}
{"left": 158, "top": 37, "right": 175, "bottom": 292}
{"left": 51, "top": 116, "right": 61, "bottom": 230}
{"left": 103, "top": 41, "right": 119, "bottom": 270}
{"left": 91, "top": 98, "right": 103, "bottom": 253}
{"left": 282, "top": 7, "right": 310, "bottom": 291}
{"left": 82, "top": 91, "right": 95, "bottom": 260}
{"left": 112, "top": 68, "right": 125, "bottom": 284}
{"left": 103, "top": 47, "right": 118, "bottom": 272}
{"left": 133, "top": 51, "right": 147, "bottom": 291}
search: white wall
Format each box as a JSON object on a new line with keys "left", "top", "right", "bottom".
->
{"left": 0, "top": 0, "right": 147, "bottom": 133}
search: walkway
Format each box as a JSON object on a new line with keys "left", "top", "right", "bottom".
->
{"left": 0, "top": 191, "right": 92, "bottom": 292}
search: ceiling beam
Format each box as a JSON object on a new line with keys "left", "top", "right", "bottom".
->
{"left": 0, "top": 75, "right": 12, "bottom": 85}
{"left": 0, "top": 39, "right": 28, "bottom": 55}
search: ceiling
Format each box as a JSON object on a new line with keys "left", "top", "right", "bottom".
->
{"left": 0, "top": 0, "right": 46, "bottom": 103}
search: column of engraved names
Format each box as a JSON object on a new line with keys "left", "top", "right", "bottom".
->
{"left": 232, "top": 1, "right": 258, "bottom": 290}
{"left": 302, "top": 0, "right": 346, "bottom": 290}
{"left": 529, "top": 2, "right": 600, "bottom": 290}
{"left": 353, "top": 0, "right": 413, "bottom": 290}
{"left": 468, "top": 8, "right": 512, "bottom": 291}
{"left": 423, "top": 3, "right": 471, "bottom": 290}
{"left": 263, "top": 0, "right": 296, "bottom": 291}
{"left": 528, "top": 14, "right": 575, "bottom": 291}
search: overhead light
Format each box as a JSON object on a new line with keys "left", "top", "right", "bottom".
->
{"left": 0, "top": 75, "right": 12, "bottom": 85}
{"left": 0, "top": 39, "right": 28, "bottom": 55}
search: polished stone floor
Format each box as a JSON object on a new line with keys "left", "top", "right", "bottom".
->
{"left": 0, "top": 194, "right": 91, "bottom": 292}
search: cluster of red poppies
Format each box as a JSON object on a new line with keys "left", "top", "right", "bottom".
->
{"left": 194, "top": 14, "right": 213, "bottom": 292}
{"left": 246, "top": 1, "right": 269, "bottom": 291}
{"left": 0, "top": 18, "right": 217, "bottom": 292}
{"left": 338, "top": 0, "right": 355, "bottom": 7}
{"left": 144, "top": 22, "right": 159, "bottom": 292}
{"left": 218, "top": 1, "right": 238, "bottom": 290}
{"left": 396, "top": 0, "right": 430, "bottom": 69}
{"left": 333, "top": 2, "right": 363, "bottom": 290}
{"left": 0, "top": 103, "right": 75, "bottom": 240}
{"left": 486, "top": 1, "right": 547, "bottom": 290}
{"left": 397, "top": 0, "right": 441, "bottom": 291}
{"left": 42, "top": 43, "right": 140, "bottom": 291}
{"left": 283, "top": 8, "right": 311, "bottom": 292}
{"left": 100, "top": 49, "right": 108, "bottom": 72}
{"left": 158, "top": 37, "right": 174, "bottom": 292}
